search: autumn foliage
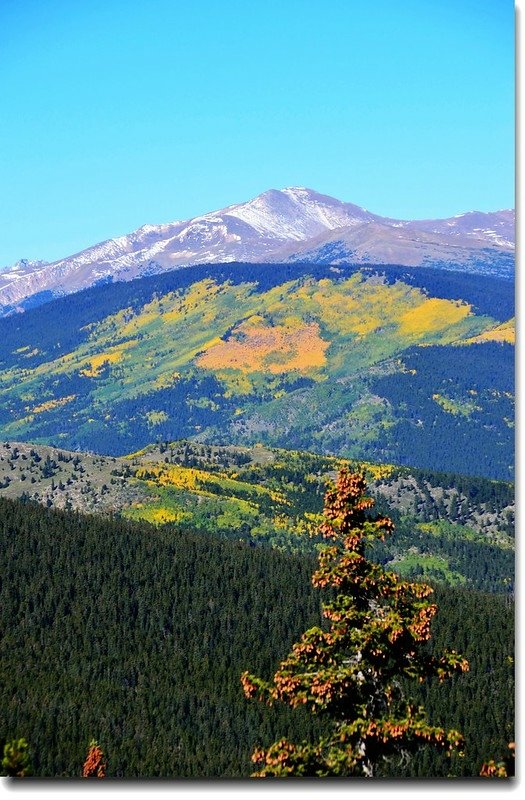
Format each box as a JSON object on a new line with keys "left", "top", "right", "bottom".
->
{"left": 241, "top": 469, "right": 469, "bottom": 777}
{"left": 82, "top": 739, "right": 107, "bottom": 778}
{"left": 480, "top": 742, "right": 515, "bottom": 778}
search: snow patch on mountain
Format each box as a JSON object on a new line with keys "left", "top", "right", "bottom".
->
{"left": 0, "top": 188, "right": 514, "bottom": 313}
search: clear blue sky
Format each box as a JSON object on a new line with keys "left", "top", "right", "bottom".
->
{"left": 0, "top": 0, "right": 514, "bottom": 266}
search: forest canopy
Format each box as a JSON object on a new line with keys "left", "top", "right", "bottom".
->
{"left": 0, "top": 496, "right": 514, "bottom": 777}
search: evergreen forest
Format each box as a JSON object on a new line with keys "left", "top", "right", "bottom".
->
{"left": 0, "top": 497, "right": 514, "bottom": 778}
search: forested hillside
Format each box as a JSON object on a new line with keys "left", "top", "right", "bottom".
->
{"left": 0, "top": 440, "right": 514, "bottom": 594}
{"left": 0, "top": 263, "right": 514, "bottom": 775}
{"left": 0, "top": 262, "right": 514, "bottom": 478}
{"left": 0, "top": 498, "right": 514, "bottom": 777}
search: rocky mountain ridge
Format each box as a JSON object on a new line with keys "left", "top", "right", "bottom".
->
{"left": 0, "top": 188, "right": 514, "bottom": 313}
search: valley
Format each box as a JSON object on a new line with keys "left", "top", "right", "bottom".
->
{"left": 0, "top": 221, "right": 515, "bottom": 780}
{"left": 0, "top": 258, "right": 514, "bottom": 779}
{"left": 0, "top": 0, "right": 515, "bottom": 780}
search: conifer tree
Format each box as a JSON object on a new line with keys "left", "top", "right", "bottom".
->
{"left": 81, "top": 739, "right": 107, "bottom": 778}
{"left": 241, "top": 469, "right": 469, "bottom": 777}
{"left": 1, "top": 738, "right": 31, "bottom": 777}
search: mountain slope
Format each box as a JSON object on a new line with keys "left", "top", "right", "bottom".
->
{"left": 0, "top": 188, "right": 514, "bottom": 313}
{"left": 0, "top": 439, "right": 514, "bottom": 593}
{"left": 278, "top": 219, "right": 514, "bottom": 277}
{"left": 0, "top": 262, "right": 514, "bottom": 478}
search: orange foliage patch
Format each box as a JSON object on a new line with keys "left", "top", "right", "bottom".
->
{"left": 82, "top": 741, "right": 107, "bottom": 778}
{"left": 197, "top": 318, "right": 329, "bottom": 375}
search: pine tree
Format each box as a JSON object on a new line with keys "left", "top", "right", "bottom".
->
{"left": 1, "top": 738, "right": 32, "bottom": 777}
{"left": 241, "top": 469, "right": 469, "bottom": 777}
{"left": 81, "top": 739, "right": 107, "bottom": 778}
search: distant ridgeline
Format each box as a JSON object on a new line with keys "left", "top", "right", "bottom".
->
{"left": 0, "top": 261, "right": 514, "bottom": 479}
{"left": 0, "top": 440, "right": 514, "bottom": 595}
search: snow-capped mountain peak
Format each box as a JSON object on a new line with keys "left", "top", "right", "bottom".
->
{"left": 0, "top": 188, "right": 515, "bottom": 313}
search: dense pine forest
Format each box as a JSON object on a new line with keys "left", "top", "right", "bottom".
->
{"left": 0, "top": 497, "right": 514, "bottom": 777}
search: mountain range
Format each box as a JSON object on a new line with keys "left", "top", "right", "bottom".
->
{"left": 0, "top": 187, "right": 514, "bottom": 314}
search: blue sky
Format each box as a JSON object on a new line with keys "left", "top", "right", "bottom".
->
{"left": 0, "top": 0, "right": 514, "bottom": 266}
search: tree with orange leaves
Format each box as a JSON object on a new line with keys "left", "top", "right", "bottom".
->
{"left": 241, "top": 469, "right": 469, "bottom": 777}
{"left": 480, "top": 742, "right": 515, "bottom": 778}
{"left": 81, "top": 739, "right": 107, "bottom": 778}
